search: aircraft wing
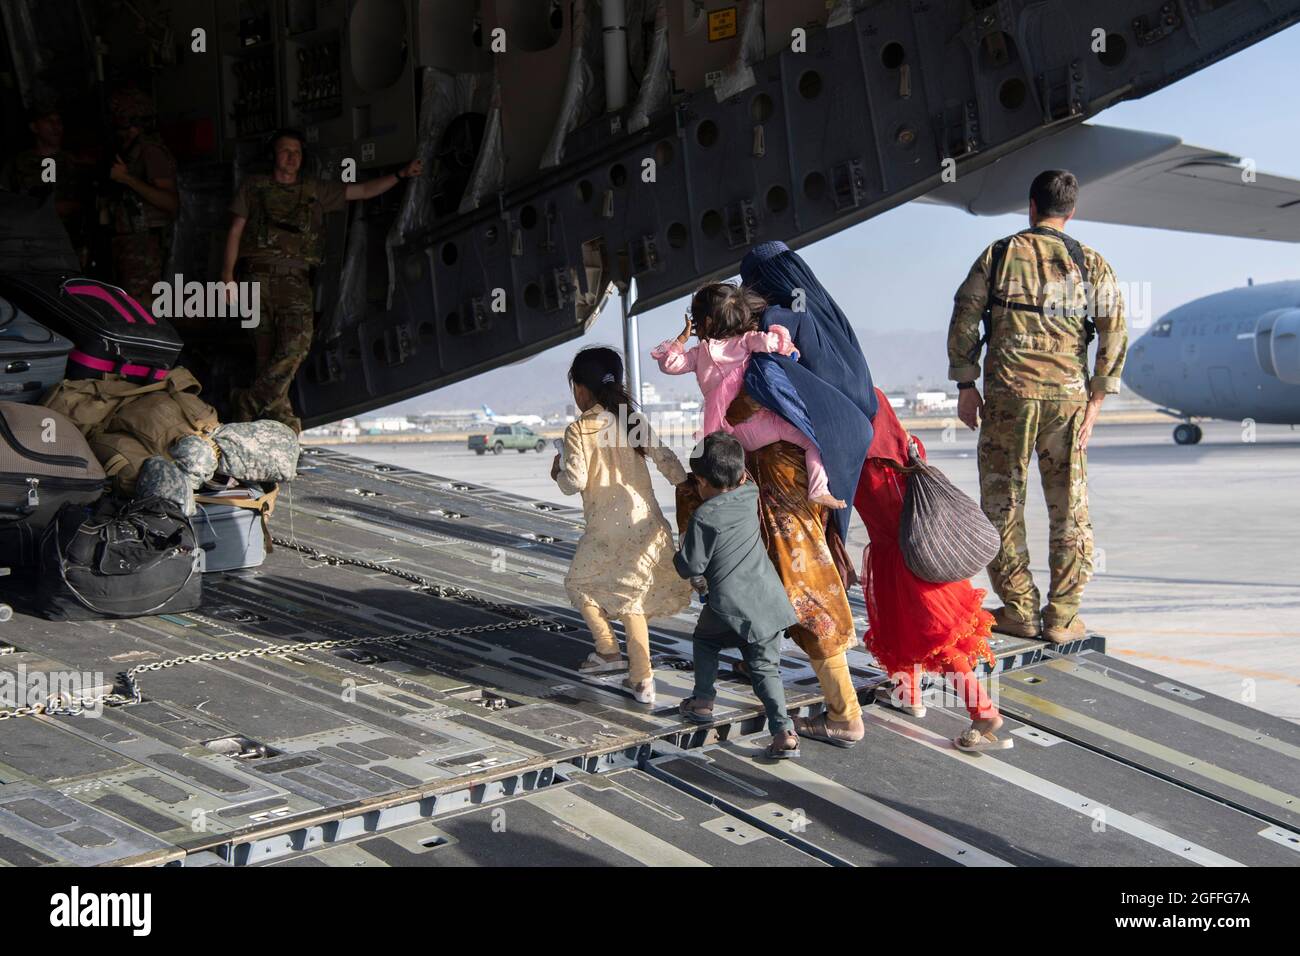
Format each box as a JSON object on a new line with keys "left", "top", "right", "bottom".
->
{"left": 919, "top": 123, "right": 1300, "bottom": 242}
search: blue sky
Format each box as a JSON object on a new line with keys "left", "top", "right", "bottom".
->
{"left": 610, "top": 25, "right": 1300, "bottom": 340}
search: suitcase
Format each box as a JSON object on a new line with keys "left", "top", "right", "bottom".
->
{"left": 0, "top": 274, "right": 182, "bottom": 383}
{"left": 0, "top": 401, "right": 108, "bottom": 566}
{"left": 0, "top": 296, "right": 73, "bottom": 403}
{"left": 193, "top": 483, "right": 277, "bottom": 572}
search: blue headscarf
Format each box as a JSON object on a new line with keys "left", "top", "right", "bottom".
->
{"left": 739, "top": 241, "right": 876, "bottom": 543}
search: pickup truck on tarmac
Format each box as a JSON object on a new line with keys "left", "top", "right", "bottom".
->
{"left": 468, "top": 424, "right": 548, "bottom": 455}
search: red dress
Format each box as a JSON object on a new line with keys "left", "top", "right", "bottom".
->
{"left": 854, "top": 391, "right": 995, "bottom": 680}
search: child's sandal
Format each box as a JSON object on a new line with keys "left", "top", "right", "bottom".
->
{"left": 678, "top": 697, "right": 714, "bottom": 724}
{"left": 954, "top": 728, "right": 1014, "bottom": 752}
{"left": 764, "top": 732, "right": 800, "bottom": 760}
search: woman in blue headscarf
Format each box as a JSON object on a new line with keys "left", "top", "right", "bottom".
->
{"left": 672, "top": 242, "right": 876, "bottom": 748}
{"left": 735, "top": 241, "right": 879, "bottom": 747}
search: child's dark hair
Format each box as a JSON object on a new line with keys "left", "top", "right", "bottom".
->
{"left": 568, "top": 346, "right": 647, "bottom": 457}
{"left": 690, "top": 432, "right": 746, "bottom": 489}
{"left": 689, "top": 282, "right": 768, "bottom": 341}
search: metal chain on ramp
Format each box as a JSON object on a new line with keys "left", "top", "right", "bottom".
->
{"left": 0, "top": 539, "right": 567, "bottom": 722}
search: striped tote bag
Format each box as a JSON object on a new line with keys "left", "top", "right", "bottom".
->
{"left": 898, "top": 439, "right": 1000, "bottom": 584}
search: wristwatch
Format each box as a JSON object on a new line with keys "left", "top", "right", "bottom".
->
{"left": 956, "top": 381, "right": 976, "bottom": 390}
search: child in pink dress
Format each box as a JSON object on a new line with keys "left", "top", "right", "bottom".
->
{"left": 651, "top": 283, "right": 845, "bottom": 508}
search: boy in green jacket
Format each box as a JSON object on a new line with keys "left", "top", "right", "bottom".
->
{"left": 674, "top": 433, "right": 800, "bottom": 759}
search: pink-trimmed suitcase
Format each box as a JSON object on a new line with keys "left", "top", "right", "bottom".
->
{"left": 0, "top": 275, "right": 182, "bottom": 383}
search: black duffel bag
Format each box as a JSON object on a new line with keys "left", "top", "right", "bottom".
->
{"left": 898, "top": 439, "right": 1001, "bottom": 584}
{"left": 37, "top": 495, "right": 202, "bottom": 620}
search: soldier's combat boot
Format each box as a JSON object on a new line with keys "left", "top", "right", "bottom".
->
{"left": 1042, "top": 615, "right": 1086, "bottom": 645}
{"left": 990, "top": 606, "right": 1040, "bottom": 639}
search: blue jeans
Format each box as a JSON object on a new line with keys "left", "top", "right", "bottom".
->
{"left": 691, "top": 607, "right": 793, "bottom": 736}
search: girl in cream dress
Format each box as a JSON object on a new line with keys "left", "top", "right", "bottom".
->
{"left": 551, "top": 347, "right": 692, "bottom": 705}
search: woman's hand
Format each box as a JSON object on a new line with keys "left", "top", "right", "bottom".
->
{"left": 550, "top": 454, "right": 562, "bottom": 481}
{"left": 677, "top": 314, "right": 693, "bottom": 343}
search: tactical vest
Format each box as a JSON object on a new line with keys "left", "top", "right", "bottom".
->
{"left": 239, "top": 175, "right": 324, "bottom": 266}
{"left": 109, "top": 134, "right": 174, "bottom": 234}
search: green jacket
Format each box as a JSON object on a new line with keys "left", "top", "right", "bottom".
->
{"left": 674, "top": 482, "right": 797, "bottom": 642}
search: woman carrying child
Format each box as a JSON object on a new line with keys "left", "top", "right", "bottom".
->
{"left": 551, "top": 347, "right": 692, "bottom": 706}
{"left": 672, "top": 283, "right": 865, "bottom": 747}
{"left": 650, "top": 284, "right": 845, "bottom": 509}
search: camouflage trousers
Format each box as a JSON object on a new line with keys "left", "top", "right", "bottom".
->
{"left": 231, "top": 268, "right": 313, "bottom": 434}
{"left": 977, "top": 394, "right": 1094, "bottom": 626}
{"left": 110, "top": 230, "right": 167, "bottom": 313}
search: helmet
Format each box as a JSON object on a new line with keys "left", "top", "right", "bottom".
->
{"left": 109, "top": 88, "right": 156, "bottom": 129}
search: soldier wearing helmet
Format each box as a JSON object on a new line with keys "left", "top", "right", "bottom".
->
{"left": 105, "top": 86, "right": 178, "bottom": 311}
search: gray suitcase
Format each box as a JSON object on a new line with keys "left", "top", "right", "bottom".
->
{"left": 0, "top": 296, "right": 72, "bottom": 403}
{"left": 193, "top": 484, "right": 277, "bottom": 572}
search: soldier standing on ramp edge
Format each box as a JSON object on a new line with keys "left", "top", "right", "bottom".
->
{"left": 222, "top": 128, "right": 422, "bottom": 434}
{"left": 947, "top": 169, "right": 1128, "bottom": 644}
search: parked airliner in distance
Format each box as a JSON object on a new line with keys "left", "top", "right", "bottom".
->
{"left": 479, "top": 405, "right": 546, "bottom": 428}
{"left": 1122, "top": 280, "right": 1300, "bottom": 443}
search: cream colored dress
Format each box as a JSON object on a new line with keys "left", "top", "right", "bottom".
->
{"left": 555, "top": 404, "right": 692, "bottom": 619}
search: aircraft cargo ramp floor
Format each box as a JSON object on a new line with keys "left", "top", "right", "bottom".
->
{"left": 0, "top": 448, "right": 1295, "bottom": 867}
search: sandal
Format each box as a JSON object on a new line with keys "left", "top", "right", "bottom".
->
{"left": 792, "top": 713, "right": 860, "bottom": 749}
{"left": 873, "top": 682, "right": 926, "bottom": 718}
{"left": 579, "top": 652, "right": 627, "bottom": 675}
{"left": 954, "top": 727, "right": 1014, "bottom": 752}
{"left": 678, "top": 697, "right": 715, "bottom": 724}
{"left": 764, "top": 731, "right": 800, "bottom": 760}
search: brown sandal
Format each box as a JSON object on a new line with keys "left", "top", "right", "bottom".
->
{"left": 792, "top": 713, "right": 859, "bottom": 749}
{"left": 764, "top": 731, "right": 800, "bottom": 760}
{"left": 678, "top": 697, "right": 714, "bottom": 724}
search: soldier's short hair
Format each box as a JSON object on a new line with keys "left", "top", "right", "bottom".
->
{"left": 1029, "top": 169, "right": 1078, "bottom": 218}
{"left": 270, "top": 128, "right": 308, "bottom": 155}
{"left": 691, "top": 432, "right": 746, "bottom": 490}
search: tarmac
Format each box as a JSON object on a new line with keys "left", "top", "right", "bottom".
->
{"left": 331, "top": 419, "right": 1300, "bottom": 723}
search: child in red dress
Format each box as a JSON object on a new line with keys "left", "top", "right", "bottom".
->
{"left": 856, "top": 389, "right": 1012, "bottom": 752}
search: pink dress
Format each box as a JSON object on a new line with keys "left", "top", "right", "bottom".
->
{"left": 651, "top": 327, "right": 832, "bottom": 500}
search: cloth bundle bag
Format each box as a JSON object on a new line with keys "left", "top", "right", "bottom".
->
{"left": 208, "top": 420, "right": 299, "bottom": 483}
{"left": 136, "top": 456, "right": 196, "bottom": 515}
{"left": 898, "top": 439, "right": 1000, "bottom": 584}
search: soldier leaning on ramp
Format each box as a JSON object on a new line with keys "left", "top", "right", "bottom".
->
{"left": 221, "top": 129, "right": 422, "bottom": 434}
{"left": 947, "top": 169, "right": 1128, "bottom": 644}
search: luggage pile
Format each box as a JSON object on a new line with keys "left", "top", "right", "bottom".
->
{"left": 0, "top": 206, "right": 299, "bottom": 620}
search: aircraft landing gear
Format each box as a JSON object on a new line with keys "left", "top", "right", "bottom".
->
{"left": 1173, "top": 423, "right": 1203, "bottom": 445}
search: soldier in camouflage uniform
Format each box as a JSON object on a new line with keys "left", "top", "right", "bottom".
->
{"left": 947, "top": 170, "right": 1128, "bottom": 644}
{"left": 1, "top": 106, "right": 84, "bottom": 252}
{"left": 222, "top": 129, "right": 422, "bottom": 433}
{"left": 105, "top": 88, "right": 178, "bottom": 312}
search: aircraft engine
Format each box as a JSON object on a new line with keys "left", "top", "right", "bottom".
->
{"left": 1256, "top": 309, "right": 1300, "bottom": 385}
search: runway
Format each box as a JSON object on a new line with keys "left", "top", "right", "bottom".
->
{"left": 330, "top": 419, "right": 1300, "bottom": 723}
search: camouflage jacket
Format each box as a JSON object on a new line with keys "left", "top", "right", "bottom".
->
{"left": 947, "top": 228, "right": 1128, "bottom": 400}
{"left": 232, "top": 174, "right": 346, "bottom": 267}
{"left": 1, "top": 148, "right": 77, "bottom": 202}
{"left": 109, "top": 133, "right": 177, "bottom": 234}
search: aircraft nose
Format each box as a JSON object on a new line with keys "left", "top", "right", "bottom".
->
{"left": 1121, "top": 330, "right": 1152, "bottom": 399}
